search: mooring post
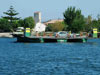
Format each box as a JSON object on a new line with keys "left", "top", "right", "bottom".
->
{"left": 82, "top": 38, "right": 86, "bottom": 43}
{"left": 93, "top": 28, "right": 97, "bottom": 38}
{"left": 24, "top": 28, "right": 31, "bottom": 37}
{"left": 40, "top": 38, "right": 44, "bottom": 43}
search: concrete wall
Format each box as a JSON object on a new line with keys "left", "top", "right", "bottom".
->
{"left": 0, "top": 33, "right": 13, "bottom": 38}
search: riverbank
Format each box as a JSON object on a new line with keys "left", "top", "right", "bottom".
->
{"left": 0, "top": 33, "right": 13, "bottom": 38}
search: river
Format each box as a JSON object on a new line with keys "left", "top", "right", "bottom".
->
{"left": 0, "top": 38, "right": 100, "bottom": 75}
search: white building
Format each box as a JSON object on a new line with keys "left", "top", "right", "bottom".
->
{"left": 43, "top": 19, "right": 64, "bottom": 25}
{"left": 34, "top": 23, "right": 46, "bottom": 32}
{"left": 34, "top": 12, "right": 46, "bottom": 32}
{"left": 34, "top": 12, "right": 41, "bottom": 24}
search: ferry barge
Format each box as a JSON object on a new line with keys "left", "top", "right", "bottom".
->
{"left": 17, "top": 36, "right": 87, "bottom": 43}
{"left": 14, "top": 28, "right": 87, "bottom": 43}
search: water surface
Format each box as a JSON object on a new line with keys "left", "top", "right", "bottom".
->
{"left": 0, "top": 38, "right": 100, "bottom": 75}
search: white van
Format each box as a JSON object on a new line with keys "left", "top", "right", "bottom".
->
{"left": 16, "top": 27, "right": 24, "bottom": 32}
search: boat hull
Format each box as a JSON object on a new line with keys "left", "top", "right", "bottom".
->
{"left": 17, "top": 36, "right": 87, "bottom": 43}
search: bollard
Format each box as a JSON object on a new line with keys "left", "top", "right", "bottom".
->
{"left": 93, "top": 28, "right": 97, "bottom": 38}
{"left": 24, "top": 28, "right": 31, "bottom": 37}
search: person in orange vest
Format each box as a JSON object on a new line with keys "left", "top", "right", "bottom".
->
{"left": 73, "top": 34, "right": 76, "bottom": 38}
{"left": 86, "top": 32, "right": 89, "bottom": 37}
{"left": 67, "top": 33, "right": 70, "bottom": 38}
{"left": 43, "top": 32, "right": 46, "bottom": 37}
{"left": 36, "top": 31, "right": 39, "bottom": 37}
{"left": 55, "top": 33, "right": 58, "bottom": 38}
{"left": 49, "top": 33, "right": 53, "bottom": 37}
{"left": 80, "top": 32, "right": 83, "bottom": 37}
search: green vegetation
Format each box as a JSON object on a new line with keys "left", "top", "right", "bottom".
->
{"left": 24, "top": 16, "right": 35, "bottom": 29}
{"left": 63, "top": 7, "right": 85, "bottom": 32}
{"left": 0, "top": 6, "right": 100, "bottom": 33}
{"left": 3, "top": 6, "right": 19, "bottom": 31}
{"left": 0, "top": 18, "right": 11, "bottom": 32}
{"left": 46, "top": 6, "right": 100, "bottom": 33}
{"left": 0, "top": 6, "right": 35, "bottom": 32}
{"left": 46, "top": 21, "right": 65, "bottom": 32}
{"left": 17, "top": 17, "right": 35, "bottom": 29}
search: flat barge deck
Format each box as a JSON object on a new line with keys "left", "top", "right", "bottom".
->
{"left": 17, "top": 36, "right": 87, "bottom": 43}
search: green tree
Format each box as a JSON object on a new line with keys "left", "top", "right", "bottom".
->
{"left": 0, "top": 18, "right": 11, "bottom": 32}
{"left": 24, "top": 16, "right": 35, "bottom": 29}
{"left": 47, "top": 21, "right": 65, "bottom": 32}
{"left": 71, "top": 16, "right": 85, "bottom": 33}
{"left": 18, "top": 19, "right": 24, "bottom": 27}
{"left": 63, "top": 7, "right": 85, "bottom": 32}
{"left": 86, "top": 15, "right": 92, "bottom": 24}
{"left": 84, "top": 15, "right": 92, "bottom": 32}
{"left": 91, "top": 20, "right": 100, "bottom": 29}
{"left": 3, "top": 6, "right": 19, "bottom": 30}
{"left": 62, "top": 21, "right": 68, "bottom": 31}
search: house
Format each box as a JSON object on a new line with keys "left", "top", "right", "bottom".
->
{"left": 43, "top": 19, "right": 64, "bottom": 25}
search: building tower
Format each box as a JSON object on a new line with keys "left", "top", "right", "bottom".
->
{"left": 34, "top": 12, "right": 41, "bottom": 24}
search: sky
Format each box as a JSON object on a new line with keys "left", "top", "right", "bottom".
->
{"left": 0, "top": 0, "right": 100, "bottom": 21}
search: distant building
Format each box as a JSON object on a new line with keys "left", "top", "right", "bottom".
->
{"left": 34, "top": 12, "right": 41, "bottom": 24}
{"left": 34, "top": 23, "right": 46, "bottom": 32}
{"left": 43, "top": 19, "right": 64, "bottom": 25}
{"left": 34, "top": 12, "right": 46, "bottom": 32}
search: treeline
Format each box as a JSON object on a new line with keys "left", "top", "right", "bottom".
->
{"left": 47, "top": 7, "right": 100, "bottom": 33}
{"left": 0, "top": 6, "right": 35, "bottom": 32}
{"left": 0, "top": 6, "right": 100, "bottom": 33}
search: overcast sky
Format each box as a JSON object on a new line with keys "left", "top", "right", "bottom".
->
{"left": 0, "top": 0, "right": 100, "bottom": 21}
